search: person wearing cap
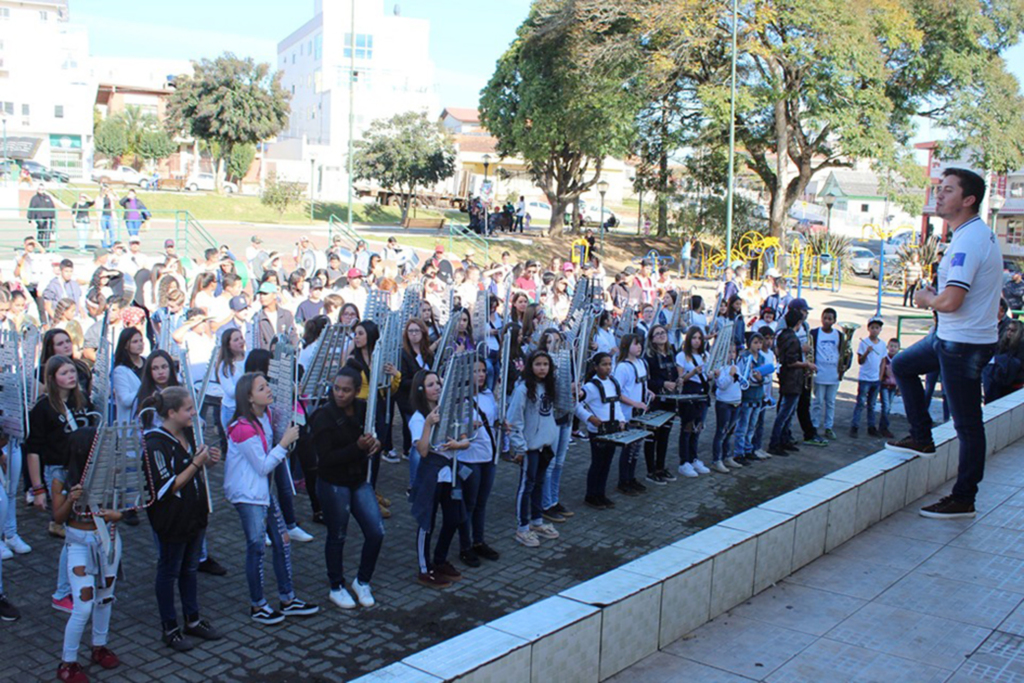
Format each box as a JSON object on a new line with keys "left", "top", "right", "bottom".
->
{"left": 122, "top": 236, "right": 151, "bottom": 277}
{"left": 246, "top": 235, "right": 266, "bottom": 264}
{"left": 173, "top": 307, "right": 218, "bottom": 364}
{"left": 636, "top": 259, "right": 656, "bottom": 304}
{"left": 325, "top": 252, "right": 344, "bottom": 285}
{"left": 782, "top": 297, "right": 827, "bottom": 448}
{"left": 27, "top": 183, "right": 56, "bottom": 248}
{"left": 219, "top": 294, "right": 252, "bottom": 333}
{"left": 768, "top": 307, "right": 817, "bottom": 456}
{"left": 164, "top": 239, "right": 177, "bottom": 259}
{"left": 430, "top": 246, "right": 445, "bottom": 271}
{"left": 253, "top": 282, "right": 298, "bottom": 349}
{"left": 296, "top": 278, "right": 326, "bottom": 324}
{"left": 42, "top": 259, "right": 83, "bottom": 319}
{"left": 342, "top": 268, "right": 368, "bottom": 317}
{"left": 382, "top": 236, "right": 402, "bottom": 264}
{"left": 764, "top": 276, "right": 793, "bottom": 320}
{"left": 461, "top": 250, "right": 477, "bottom": 271}
{"left": 70, "top": 192, "right": 96, "bottom": 251}
{"left": 119, "top": 188, "right": 150, "bottom": 238}
{"left": 849, "top": 315, "right": 887, "bottom": 439}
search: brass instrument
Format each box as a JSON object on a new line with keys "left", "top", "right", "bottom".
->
{"left": 804, "top": 326, "right": 816, "bottom": 389}
{"left": 837, "top": 322, "right": 861, "bottom": 380}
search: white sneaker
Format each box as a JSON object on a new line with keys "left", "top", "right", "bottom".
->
{"left": 530, "top": 523, "right": 560, "bottom": 540}
{"left": 515, "top": 529, "right": 541, "bottom": 547}
{"left": 710, "top": 460, "right": 730, "bottom": 474}
{"left": 289, "top": 526, "right": 314, "bottom": 543}
{"left": 692, "top": 460, "right": 711, "bottom": 475}
{"left": 352, "top": 579, "right": 375, "bottom": 608}
{"left": 381, "top": 450, "right": 401, "bottom": 464}
{"left": 4, "top": 536, "right": 31, "bottom": 555}
{"left": 329, "top": 587, "right": 357, "bottom": 610}
{"left": 265, "top": 534, "right": 272, "bottom": 547}
{"left": 678, "top": 462, "right": 699, "bottom": 478}
{"left": 755, "top": 449, "right": 772, "bottom": 459}
{"left": 0, "top": 545, "right": 11, "bottom": 561}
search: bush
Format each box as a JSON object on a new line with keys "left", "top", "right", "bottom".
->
{"left": 260, "top": 171, "right": 305, "bottom": 215}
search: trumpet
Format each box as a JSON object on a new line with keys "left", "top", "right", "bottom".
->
{"left": 804, "top": 329, "right": 815, "bottom": 389}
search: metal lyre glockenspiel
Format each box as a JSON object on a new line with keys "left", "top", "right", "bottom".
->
{"left": 299, "top": 323, "right": 349, "bottom": 406}
{"left": 431, "top": 350, "right": 477, "bottom": 498}
{"left": 631, "top": 410, "right": 676, "bottom": 431}
{"left": 595, "top": 428, "right": 650, "bottom": 446}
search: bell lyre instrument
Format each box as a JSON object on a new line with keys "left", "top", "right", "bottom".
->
{"left": 299, "top": 323, "right": 349, "bottom": 406}
{"left": 89, "top": 312, "right": 115, "bottom": 425}
{"left": 837, "top": 322, "right": 861, "bottom": 380}
{"left": 553, "top": 348, "right": 576, "bottom": 415}
{"left": 268, "top": 333, "right": 301, "bottom": 494}
{"left": 0, "top": 327, "right": 30, "bottom": 496}
{"left": 631, "top": 410, "right": 675, "bottom": 431}
{"left": 363, "top": 289, "right": 392, "bottom": 326}
{"left": 179, "top": 348, "right": 214, "bottom": 513}
{"left": 616, "top": 306, "right": 635, "bottom": 339}
{"left": 430, "top": 350, "right": 477, "bottom": 498}
{"left": 595, "top": 427, "right": 649, "bottom": 446}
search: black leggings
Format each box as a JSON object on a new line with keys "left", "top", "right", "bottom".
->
{"left": 644, "top": 424, "right": 671, "bottom": 474}
{"left": 416, "top": 482, "right": 460, "bottom": 573}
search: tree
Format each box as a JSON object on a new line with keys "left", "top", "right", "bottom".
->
{"left": 167, "top": 53, "right": 290, "bottom": 192}
{"left": 228, "top": 143, "right": 256, "bottom": 182}
{"left": 94, "top": 118, "right": 127, "bottom": 160}
{"left": 352, "top": 111, "right": 457, "bottom": 222}
{"left": 480, "top": 0, "right": 642, "bottom": 235}
{"left": 117, "top": 105, "right": 159, "bottom": 163}
{"left": 136, "top": 130, "right": 177, "bottom": 166}
{"left": 260, "top": 171, "right": 305, "bottom": 215}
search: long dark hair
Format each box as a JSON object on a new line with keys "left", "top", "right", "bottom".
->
{"left": 303, "top": 315, "right": 330, "bottom": 346}
{"left": 410, "top": 369, "right": 438, "bottom": 416}
{"left": 41, "top": 328, "right": 72, "bottom": 367}
{"left": 137, "top": 350, "right": 180, "bottom": 414}
{"left": 586, "top": 351, "right": 612, "bottom": 383}
{"left": 403, "top": 317, "right": 435, "bottom": 368}
{"left": 349, "top": 320, "right": 380, "bottom": 373}
{"left": 44, "top": 355, "right": 86, "bottom": 415}
{"left": 138, "top": 386, "right": 192, "bottom": 428}
{"left": 522, "top": 349, "right": 556, "bottom": 403}
{"left": 244, "top": 349, "right": 271, "bottom": 374}
{"left": 231, "top": 372, "right": 266, "bottom": 426}
{"left": 113, "top": 326, "right": 143, "bottom": 369}
{"left": 645, "top": 324, "right": 672, "bottom": 357}
{"left": 617, "top": 333, "right": 642, "bottom": 363}
{"left": 683, "top": 325, "right": 706, "bottom": 360}
{"left": 216, "top": 327, "right": 244, "bottom": 378}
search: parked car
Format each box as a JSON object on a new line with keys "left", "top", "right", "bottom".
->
{"left": 881, "top": 230, "right": 917, "bottom": 254}
{"left": 22, "top": 160, "right": 70, "bottom": 184}
{"left": 91, "top": 164, "right": 151, "bottom": 188}
{"left": 869, "top": 253, "right": 900, "bottom": 280}
{"left": 848, "top": 247, "right": 876, "bottom": 275}
{"left": 524, "top": 200, "right": 552, "bottom": 221}
{"left": 186, "top": 173, "right": 238, "bottom": 193}
{"left": 577, "top": 200, "right": 618, "bottom": 227}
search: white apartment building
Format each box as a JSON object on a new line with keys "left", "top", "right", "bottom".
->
{"left": 0, "top": 0, "right": 93, "bottom": 178}
{"left": 270, "top": 0, "right": 440, "bottom": 198}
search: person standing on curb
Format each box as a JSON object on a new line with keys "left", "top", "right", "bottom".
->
{"left": 889, "top": 168, "right": 1002, "bottom": 519}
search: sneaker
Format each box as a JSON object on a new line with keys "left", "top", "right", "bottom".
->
{"left": 434, "top": 561, "right": 463, "bottom": 582}
{"left": 553, "top": 503, "right": 575, "bottom": 517}
{"left": 783, "top": 442, "right": 801, "bottom": 452}
{"left": 122, "top": 509, "right": 140, "bottom": 527}
{"left": 824, "top": 429, "right": 837, "bottom": 440}
{"left": 692, "top": 460, "right": 711, "bottom": 475}
{"left": 598, "top": 496, "right": 616, "bottom": 509}
{"left": 749, "top": 451, "right": 769, "bottom": 461}
{"left": 804, "top": 437, "right": 829, "bottom": 447}
{"left": 52, "top": 595, "right": 74, "bottom": 614}
{"left": 887, "top": 435, "right": 936, "bottom": 457}
{"left": 381, "top": 450, "right": 401, "bottom": 464}
{"left": 288, "top": 526, "right": 314, "bottom": 543}
{"left": 616, "top": 484, "right": 639, "bottom": 496}
{"left": 867, "top": 426, "right": 879, "bottom": 437}
{"left": 710, "top": 460, "right": 730, "bottom": 474}
{"left": 645, "top": 472, "right": 667, "bottom": 486}
{"left": 919, "top": 496, "right": 976, "bottom": 519}
{"left": 584, "top": 495, "right": 608, "bottom": 510}
{"left": 162, "top": 627, "right": 194, "bottom": 652}
{"left": 376, "top": 492, "right": 392, "bottom": 508}
{"left": 329, "top": 587, "right": 357, "bottom": 610}
{"left": 848, "top": 427, "right": 859, "bottom": 438}
{"left": 678, "top": 462, "right": 699, "bottom": 478}
{"left": 630, "top": 479, "right": 647, "bottom": 493}
{"left": 57, "top": 662, "right": 89, "bottom": 683}
{"left": 197, "top": 557, "right": 228, "bottom": 576}
{"left": 879, "top": 428, "right": 895, "bottom": 439}
{"left": 515, "top": 529, "right": 541, "bottom": 547}
{"left": 401, "top": 451, "right": 410, "bottom": 460}
{"left": 0, "top": 594, "right": 20, "bottom": 622}
{"left": 265, "top": 534, "right": 272, "bottom": 547}
{"left": 4, "top": 535, "right": 32, "bottom": 555}
{"left": 0, "top": 545, "right": 10, "bottom": 561}
{"left": 352, "top": 579, "right": 375, "bottom": 608}
{"left": 755, "top": 449, "right": 772, "bottom": 459}
{"left": 724, "top": 457, "right": 745, "bottom": 468}
{"left": 280, "top": 598, "right": 319, "bottom": 617}
{"left": 459, "top": 548, "right": 482, "bottom": 567}
{"left": 530, "top": 522, "right": 560, "bottom": 540}
{"left": 472, "top": 542, "right": 500, "bottom": 561}
{"left": 542, "top": 507, "right": 567, "bottom": 523}
{"left": 767, "top": 446, "right": 789, "bottom": 457}
{"left": 312, "top": 511, "right": 326, "bottom": 525}
{"left": 183, "top": 619, "right": 222, "bottom": 640}
{"left": 660, "top": 469, "right": 677, "bottom": 482}
{"left": 417, "top": 571, "right": 452, "bottom": 589}
{"left": 48, "top": 521, "right": 66, "bottom": 539}
{"left": 251, "top": 604, "right": 286, "bottom": 625}
{"left": 91, "top": 646, "right": 120, "bottom": 669}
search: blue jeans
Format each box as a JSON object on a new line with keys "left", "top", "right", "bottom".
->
{"left": 851, "top": 380, "right": 880, "bottom": 430}
{"left": 155, "top": 530, "right": 204, "bottom": 629}
{"left": 733, "top": 400, "right": 762, "bottom": 458}
{"left": 3, "top": 441, "right": 21, "bottom": 540}
{"left": 618, "top": 440, "right": 641, "bottom": 486}
{"left": 273, "top": 461, "right": 298, "bottom": 529}
{"left": 678, "top": 400, "right": 709, "bottom": 464}
{"left": 892, "top": 332, "right": 995, "bottom": 504}
{"left": 712, "top": 402, "right": 740, "bottom": 461}
{"left": 516, "top": 449, "right": 550, "bottom": 530}
{"left": 751, "top": 400, "right": 769, "bottom": 451}
{"left": 74, "top": 220, "right": 89, "bottom": 250}
{"left": 316, "top": 480, "right": 384, "bottom": 588}
{"left": 458, "top": 461, "right": 497, "bottom": 550}
{"left": 880, "top": 386, "right": 896, "bottom": 431}
{"left": 542, "top": 421, "right": 571, "bottom": 510}
{"left": 769, "top": 393, "right": 801, "bottom": 449}
{"left": 101, "top": 215, "right": 115, "bottom": 247}
{"left": 924, "top": 371, "right": 951, "bottom": 422}
{"left": 234, "top": 500, "right": 295, "bottom": 607}
{"left": 45, "top": 465, "right": 72, "bottom": 601}
{"left": 126, "top": 219, "right": 142, "bottom": 237}
{"left": 812, "top": 383, "right": 839, "bottom": 431}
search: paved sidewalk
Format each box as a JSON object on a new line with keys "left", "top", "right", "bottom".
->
{"left": 610, "top": 439, "right": 1024, "bottom": 683}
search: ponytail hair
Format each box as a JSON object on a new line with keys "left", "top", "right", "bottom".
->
{"left": 586, "top": 351, "right": 611, "bottom": 383}
{"left": 138, "top": 386, "right": 192, "bottom": 428}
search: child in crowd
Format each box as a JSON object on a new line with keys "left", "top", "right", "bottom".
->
{"left": 576, "top": 353, "right": 626, "bottom": 509}
{"left": 810, "top": 307, "right": 842, "bottom": 440}
{"left": 850, "top": 317, "right": 887, "bottom": 438}
{"left": 675, "top": 326, "right": 712, "bottom": 477}
{"left": 710, "top": 345, "right": 741, "bottom": 472}
{"left": 733, "top": 333, "right": 768, "bottom": 464}
{"left": 613, "top": 334, "right": 651, "bottom": 494}
{"left": 878, "top": 338, "right": 900, "bottom": 439}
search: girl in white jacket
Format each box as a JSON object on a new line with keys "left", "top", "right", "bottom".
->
{"left": 224, "top": 372, "right": 318, "bottom": 625}
{"left": 111, "top": 327, "right": 146, "bottom": 423}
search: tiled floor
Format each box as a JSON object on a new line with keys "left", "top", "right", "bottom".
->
{"left": 610, "top": 440, "right": 1024, "bottom": 683}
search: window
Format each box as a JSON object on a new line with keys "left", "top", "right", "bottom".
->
{"left": 314, "top": 34, "right": 322, "bottom": 60}
{"left": 50, "top": 149, "right": 82, "bottom": 175}
{"left": 0, "top": 8, "right": 9, "bottom": 19}
{"left": 54, "top": 105, "right": 64, "bottom": 118}
{"left": 344, "top": 33, "right": 374, "bottom": 60}
{"left": 861, "top": 203, "right": 870, "bottom": 213}
{"left": 2, "top": 102, "right": 12, "bottom": 115}
{"left": 39, "top": 10, "right": 48, "bottom": 20}
{"left": 1010, "top": 181, "right": 1024, "bottom": 199}
{"left": 313, "top": 69, "right": 322, "bottom": 93}
{"left": 1007, "top": 219, "right": 1024, "bottom": 246}
{"left": 291, "top": 52, "right": 296, "bottom": 64}
{"left": 21, "top": 103, "right": 29, "bottom": 116}
{"left": 291, "top": 85, "right": 295, "bottom": 95}
{"left": 307, "top": 40, "right": 312, "bottom": 57}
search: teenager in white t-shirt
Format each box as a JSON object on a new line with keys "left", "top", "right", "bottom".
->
{"left": 810, "top": 307, "right": 842, "bottom": 439}
{"left": 850, "top": 317, "right": 886, "bottom": 437}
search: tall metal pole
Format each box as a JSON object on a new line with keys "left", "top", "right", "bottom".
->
{"left": 2, "top": 117, "right": 6, "bottom": 187}
{"left": 310, "top": 157, "right": 316, "bottom": 221}
{"left": 599, "top": 189, "right": 606, "bottom": 257}
{"left": 724, "top": 0, "right": 739, "bottom": 262}
{"left": 346, "top": 0, "right": 356, "bottom": 232}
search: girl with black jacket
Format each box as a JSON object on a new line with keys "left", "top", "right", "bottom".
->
{"left": 397, "top": 318, "right": 434, "bottom": 483}
{"left": 644, "top": 324, "right": 678, "bottom": 484}
{"left": 310, "top": 367, "right": 384, "bottom": 610}
{"left": 141, "top": 387, "right": 223, "bottom": 652}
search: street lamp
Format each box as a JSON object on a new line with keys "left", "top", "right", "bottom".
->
{"left": 823, "top": 194, "right": 836, "bottom": 232}
{"left": 597, "top": 179, "right": 610, "bottom": 257}
{"left": 991, "top": 193, "right": 1006, "bottom": 229}
{"left": 310, "top": 155, "right": 317, "bottom": 222}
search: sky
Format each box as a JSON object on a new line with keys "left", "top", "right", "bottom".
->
{"left": 72, "top": 0, "right": 1023, "bottom": 123}
{"left": 72, "top": 0, "right": 533, "bottom": 109}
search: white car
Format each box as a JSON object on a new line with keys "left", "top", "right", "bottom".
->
{"left": 91, "top": 165, "right": 151, "bottom": 189}
{"left": 186, "top": 173, "right": 238, "bottom": 193}
{"left": 848, "top": 247, "right": 876, "bottom": 275}
{"left": 524, "top": 200, "right": 552, "bottom": 221}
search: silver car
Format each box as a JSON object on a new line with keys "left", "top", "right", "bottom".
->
{"left": 848, "top": 247, "right": 876, "bottom": 275}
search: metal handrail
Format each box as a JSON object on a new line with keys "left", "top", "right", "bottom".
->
{"left": 327, "top": 213, "right": 362, "bottom": 249}
{"left": 447, "top": 222, "right": 489, "bottom": 261}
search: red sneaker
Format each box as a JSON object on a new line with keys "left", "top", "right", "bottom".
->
{"left": 52, "top": 596, "right": 74, "bottom": 614}
{"left": 91, "top": 646, "right": 120, "bottom": 669}
{"left": 57, "top": 662, "right": 89, "bottom": 683}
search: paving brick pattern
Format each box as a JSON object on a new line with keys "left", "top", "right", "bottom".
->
{"left": 1, "top": 384, "right": 908, "bottom": 681}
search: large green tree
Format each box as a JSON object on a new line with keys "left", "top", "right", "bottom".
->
{"left": 352, "top": 111, "right": 457, "bottom": 222}
{"left": 136, "top": 130, "right": 177, "bottom": 166}
{"left": 480, "top": 0, "right": 643, "bottom": 235}
{"left": 94, "top": 117, "right": 127, "bottom": 160}
{"left": 167, "top": 53, "right": 290, "bottom": 192}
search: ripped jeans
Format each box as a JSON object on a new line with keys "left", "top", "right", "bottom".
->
{"left": 62, "top": 527, "right": 120, "bottom": 663}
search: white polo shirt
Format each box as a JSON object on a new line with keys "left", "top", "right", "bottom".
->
{"left": 936, "top": 216, "right": 1002, "bottom": 344}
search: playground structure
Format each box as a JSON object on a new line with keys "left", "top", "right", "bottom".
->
{"left": 692, "top": 230, "right": 842, "bottom": 293}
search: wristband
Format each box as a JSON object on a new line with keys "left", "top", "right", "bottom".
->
{"left": 31, "top": 484, "right": 46, "bottom": 495}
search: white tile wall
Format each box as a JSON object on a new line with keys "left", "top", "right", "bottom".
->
{"left": 946, "top": 438, "right": 962, "bottom": 481}
{"left": 402, "top": 626, "right": 528, "bottom": 681}
{"left": 527, "top": 612, "right": 602, "bottom": 683}
{"left": 790, "top": 501, "right": 830, "bottom": 571}
{"left": 880, "top": 463, "right": 910, "bottom": 518}
{"left": 825, "top": 487, "right": 860, "bottom": 552}
{"left": 854, "top": 475, "right": 885, "bottom": 534}
{"left": 655, "top": 558, "right": 713, "bottom": 648}
{"left": 709, "top": 537, "right": 757, "bottom": 618}
{"left": 351, "top": 663, "right": 444, "bottom": 683}
{"left": 596, "top": 585, "right": 662, "bottom": 680}
{"left": 905, "top": 453, "right": 931, "bottom": 501}
{"left": 926, "top": 441, "right": 952, "bottom": 491}
{"left": 753, "top": 518, "right": 797, "bottom": 593}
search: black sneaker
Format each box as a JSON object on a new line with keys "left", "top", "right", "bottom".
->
{"left": 472, "top": 542, "right": 500, "bottom": 561}
{"left": 598, "top": 495, "right": 616, "bottom": 508}
{"left": 849, "top": 427, "right": 859, "bottom": 438}
{"left": 660, "top": 469, "right": 677, "bottom": 482}
{"left": 280, "top": 598, "right": 319, "bottom": 617}
{"left": 782, "top": 443, "right": 800, "bottom": 452}
{"left": 767, "top": 446, "right": 789, "bottom": 457}
{"left": 542, "top": 507, "right": 567, "bottom": 523}
{"left": 616, "top": 484, "right": 639, "bottom": 497}
{"left": 459, "top": 548, "right": 482, "bottom": 568}
{"left": 162, "top": 627, "right": 194, "bottom": 651}
{"left": 197, "top": 557, "right": 227, "bottom": 576}
{"left": 184, "top": 618, "right": 222, "bottom": 641}
{"left": 867, "top": 426, "right": 879, "bottom": 437}
{"left": 553, "top": 503, "right": 574, "bottom": 518}
{"left": 919, "top": 496, "right": 976, "bottom": 519}
{"left": 584, "top": 495, "right": 607, "bottom": 510}
{"left": 630, "top": 479, "right": 647, "bottom": 493}
{"left": 887, "top": 435, "right": 937, "bottom": 457}
{"left": 251, "top": 604, "right": 285, "bottom": 625}
{"left": 645, "top": 472, "right": 667, "bottom": 486}
{"left": 0, "top": 594, "right": 20, "bottom": 622}
{"left": 312, "top": 511, "right": 326, "bottom": 525}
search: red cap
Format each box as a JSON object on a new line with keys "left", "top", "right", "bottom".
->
{"left": 434, "top": 246, "right": 444, "bottom": 253}
{"left": 347, "top": 268, "right": 363, "bottom": 279}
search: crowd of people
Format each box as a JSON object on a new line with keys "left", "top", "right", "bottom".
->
{"left": 0, "top": 168, "right": 1008, "bottom": 683}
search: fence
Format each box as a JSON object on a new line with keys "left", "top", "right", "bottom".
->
{"left": 447, "top": 222, "right": 489, "bottom": 262}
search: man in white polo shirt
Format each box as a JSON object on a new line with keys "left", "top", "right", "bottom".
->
{"left": 890, "top": 168, "right": 1002, "bottom": 519}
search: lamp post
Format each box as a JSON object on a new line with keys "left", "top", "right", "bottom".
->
{"left": 309, "top": 155, "right": 316, "bottom": 222}
{"left": 597, "top": 179, "right": 609, "bottom": 257}
{"left": 991, "top": 193, "right": 1006, "bottom": 230}
{"left": 346, "top": 0, "right": 356, "bottom": 233}
{"left": 823, "top": 194, "right": 836, "bottom": 232}
{"left": 482, "top": 153, "right": 491, "bottom": 203}
{"left": 723, "top": 0, "right": 740, "bottom": 261}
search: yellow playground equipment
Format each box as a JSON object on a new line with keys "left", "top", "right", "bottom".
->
{"left": 697, "top": 231, "right": 782, "bottom": 280}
